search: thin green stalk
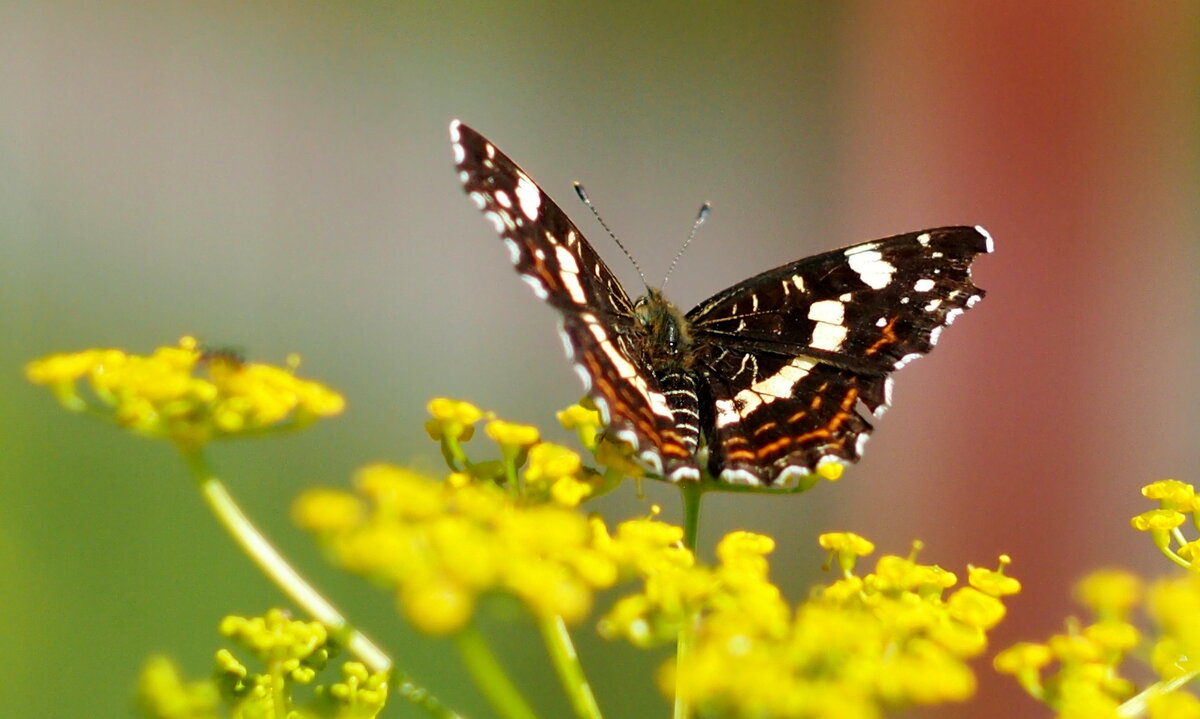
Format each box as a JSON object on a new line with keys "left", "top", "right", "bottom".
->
{"left": 455, "top": 624, "right": 538, "bottom": 719}
{"left": 673, "top": 482, "right": 705, "bottom": 719}
{"left": 1119, "top": 670, "right": 1200, "bottom": 717}
{"left": 179, "top": 446, "right": 392, "bottom": 674}
{"left": 680, "top": 481, "right": 704, "bottom": 553}
{"left": 539, "top": 615, "right": 604, "bottom": 719}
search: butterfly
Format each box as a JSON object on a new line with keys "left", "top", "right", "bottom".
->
{"left": 450, "top": 120, "right": 992, "bottom": 488}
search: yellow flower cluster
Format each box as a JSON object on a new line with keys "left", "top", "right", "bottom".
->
{"left": 293, "top": 463, "right": 682, "bottom": 636}
{"left": 25, "top": 337, "right": 344, "bottom": 447}
{"left": 996, "top": 479, "right": 1200, "bottom": 718}
{"left": 602, "top": 530, "right": 1018, "bottom": 718}
{"left": 424, "top": 398, "right": 613, "bottom": 505}
{"left": 139, "top": 610, "right": 388, "bottom": 719}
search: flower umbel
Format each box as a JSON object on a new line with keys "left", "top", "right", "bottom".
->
{"left": 293, "top": 463, "right": 680, "bottom": 636}
{"left": 139, "top": 610, "right": 388, "bottom": 719}
{"left": 601, "top": 530, "right": 1017, "bottom": 717}
{"left": 25, "top": 336, "right": 344, "bottom": 448}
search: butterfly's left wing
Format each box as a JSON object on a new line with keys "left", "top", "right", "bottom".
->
{"left": 450, "top": 121, "right": 692, "bottom": 475}
{"left": 687, "top": 226, "right": 993, "bottom": 488}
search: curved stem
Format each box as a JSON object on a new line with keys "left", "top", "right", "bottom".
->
{"left": 455, "top": 623, "right": 538, "bottom": 719}
{"left": 179, "top": 446, "right": 392, "bottom": 674}
{"left": 673, "top": 482, "right": 705, "bottom": 719}
{"left": 539, "top": 615, "right": 604, "bottom": 719}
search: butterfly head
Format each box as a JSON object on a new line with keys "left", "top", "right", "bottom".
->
{"left": 633, "top": 288, "right": 693, "bottom": 364}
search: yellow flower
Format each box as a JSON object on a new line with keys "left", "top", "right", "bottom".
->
{"left": 819, "top": 531, "right": 875, "bottom": 574}
{"left": 219, "top": 609, "right": 330, "bottom": 683}
{"left": 1143, "top": 479, "right": 1198, "bottom": 512}
{"left": 610, "top": 531, "right": 1014, "bottom": 717}
{"left": 291, "top": 489, "right": 366, "bottom": 534}
{"left": 1075, "top": 569, "right": 1142, "bottom": 619}
{"left": 297, "top": 463, "right": 677, "bottom": 636}
{"left": 25, "top": 337, "right": 343, "bottom": 447}
{"left": 424, "top": 397, "right": 482, "bottom": 442}
{"left": 557, "top": 402, "right": 603, "bottom": 450}
{"left": 137, "top": 655, "right": 221, "bottom": 719}
{"left": 485, "top": 419, "right": 540, "bottom": 448}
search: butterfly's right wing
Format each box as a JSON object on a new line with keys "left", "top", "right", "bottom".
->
{"left": 450, "top": 121, "right": 683, "bottom": 474}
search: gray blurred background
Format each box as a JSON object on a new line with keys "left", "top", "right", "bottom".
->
{"left": 2, "top": 3, "right": 1197, "bottom": 717}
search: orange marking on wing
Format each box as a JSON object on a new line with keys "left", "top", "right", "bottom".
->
{"left": 755, "top": 436, "right": 794, "bottom": 458}
{"left": 752, "top": 421, "right": 778, "bottom": 436}
{"left": 865, "top": 318, "right": 898, "bottom": 355}
{"left": 790, "top": 388, "right": 859, "bottom": 445}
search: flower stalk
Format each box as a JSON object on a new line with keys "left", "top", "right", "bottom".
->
{"left": 181, "top": 446, "right": 392, "bottom": 675}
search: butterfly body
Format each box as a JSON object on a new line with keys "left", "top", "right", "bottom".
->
{"left": 450, "top": 120, "right": 992, "bottom": 489}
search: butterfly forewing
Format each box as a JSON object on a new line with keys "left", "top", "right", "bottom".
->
{"left": 450, "top": 120, "right": 686, "bottom": 474}
{"left": 451, "top": 120, "right": 993, "bottom": 489}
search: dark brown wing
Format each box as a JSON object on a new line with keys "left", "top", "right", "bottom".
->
{"left": 451, "top": 121, "right": 691, "bottom": 476}
{"left": 686, "top": 226, "right": 993, "bottom": 487}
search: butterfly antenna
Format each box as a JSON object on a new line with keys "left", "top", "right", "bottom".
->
{"left": 574, "top": 182, "right": 647, "bottom": 287}
{"left": 662, "top": 202, "right": 711, "bottom": 290}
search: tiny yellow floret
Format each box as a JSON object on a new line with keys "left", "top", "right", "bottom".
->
{"left": 1142, "top": 479, "right": 1197, "bottom": 512}
{"left": 1075, "top": 569, "right": 1142, "bottom": 618}
{"left": 485, "top": 419, "right": 540, "bottom": 448}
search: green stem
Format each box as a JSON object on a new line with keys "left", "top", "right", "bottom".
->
{"left": 673, "top": 482, "right": 705, "bottom": 719}
{"left": 179, "top": 446, "right": 392, "bottom": 674}
{"left": 455, "top": 624, "right": 538, "bottom": 719}
{"left": 538, "top": 615, "right": 604, "bottom": 719}
{"left": 1119, "top": 669, "right": 1200, "bottom": 717}
{"left": 680, "top": 481, "right": 704, "bottom": 553}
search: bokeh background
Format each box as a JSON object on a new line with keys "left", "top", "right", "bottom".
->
{"left": 2, "top": 3, "right": 1197, "bottom": 717}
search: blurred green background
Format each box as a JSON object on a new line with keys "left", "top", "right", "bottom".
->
{"left": 2, "top": 3, "right": 1197, "bottom": 717}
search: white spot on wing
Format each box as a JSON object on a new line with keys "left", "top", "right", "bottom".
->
{"left": 810, "top": 322, "right": 847, "bottom": 352}
{"left": 452, "top": 142, "right": 465, "bottom": 165}
{"left": 515, "top": 172, "right": 541, "bottom": 221}
{"left": 854, "top": 433, "right": 870, "bottom": 456}
{"left": 924, "top": 298, "right": 942, "bottom": 312}
{"left": 976, "top": 225, "right": 995, "bottom": 253}
{"left": 845, "top": 248, "right": 896, "bottom": 289}
{"left": 484, "top": 211, "right": 505, "bottom": 233}
{"left": 554, "top": 245, "right": 580, "bottom": 274}
{"left": 715, "top": 398, "right": 740, "bottom": 428}
{"left": 669, "top": 466, "right": 701, "bottom": 483}
{"left": 917, "top": 232, "right": 931, "bottom": 246}
{"left": 719, "top": 468, "right": 761, "bottom": 487}
{"left": 791, "top": 274, "right": 806, "bottom": 293}
{"left": 449, "top": 120, "right": 462, "bottom": 141}
{"left": 807, "top": 299, "right": 845, "bottom": 325}
{"left": 521, "top": 274, "right": 549, "bottom": 299}
{"left": 503, "top": 238, "right": 521, "bottom": 264}
{"left": 913, "top": 278, "right": 936, "bottom": 293}
{"left": 929, "top": 326, "right": 944, "bottom": 346}
{"left": 494, "top": 190, "right": 512, "bottom": 208}
{"left": 775, "top": 465, "right": 809, "bottom": 487}
{"left": 945, "top": 308, "right": 964, "bottom": 325}
{"left": 875, "top": 317, "right": 888, "bottom": 327}
{"left": 470, "top": 191, "right": 487, "bottom": 209}
{"left": 894, "top": 352, "right": 921, "bottom": 369}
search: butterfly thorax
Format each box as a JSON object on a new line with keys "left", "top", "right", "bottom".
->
{"left": 633, "top": 288, "right": 694, "bottom": 370}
